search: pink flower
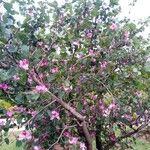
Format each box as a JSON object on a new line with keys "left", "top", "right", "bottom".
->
{"left": 100, "top": 61, "right": 108, "bottom": 70}
{"left": 80, "top": 142, "right": 86, "bottom": 150}
{"left": 13, "top": 75, "right": 20, "bottom": 81}
{"left": 88, "top": 49, "right": 95, "bottom": 56}
{"left": 12, "top": 106, "right": 26, "bottom": 112}
{"left": 6, "top": 111, "right": 13, "bottom": 117}
{"left": 0, "top": 119, "right": 5, "bottom": 126}
{"left": 50, "top": 111, "right": 60, "bottom": 120}
{"left": 72, "top": 40, "right": 80, "bottom": 47}
{"left": 146, "top": 55, "right": 150, "bottom": 62}
{"left": 103, "top": 109, "right": 111, "bottom": 117}
{"left": 109, "top": 133, "right": 116, "bottom": 142}
{"left": 124, "top": 31, "right": 129, "bottom": 40}
{"left": 122, "top": 114, "right": 132, "bottom": 121}
{"left": 28, "top": 110, "right": 37, "bottom": 117}
{"left": 18, "top": 130, "right": 32, "bottom": 140}
{"left": 86, "top": 32, "right": 92, "bottom": 38}
{"left": 90, "top": 94, "right": 98, "bottom": 100}
{"left": 51, "top": 67, "right": 59, "bottom": 73}
{"left": 35, "top": 85, "right": 48, "bottom": 93}
{"left": 39, "top": 59, "right": 48, "bottom": 67}
{"left": 76, "top": 53, "right": 84, "bottom": 59}
{"left": 63, "top": 85, "right": 73, "bottom": 93}
{"left": 28, "top": 75, "right": 33, "bottom": 84}
{"left": 108, "top": 103, "right": 117, "bottom": 110}
{"left": 33, "top": 145, "right": 42, "bottom": 150}
{"left": 19, "top": 59, "right": 29, "bottom": 70}
{"left": 63, "top": 132, "right": 71, "bottom": 138}
{"left": 134, "top": 91, "right": 142, "bottom": 97}
{"left": 68, "top": 137, "right": 78, "bottom": 145}
{"left": 0, "top": 83, "right": 9, "bottom": 90}
{"left": 110, "top": 23, "right": 117, "bottom": 31}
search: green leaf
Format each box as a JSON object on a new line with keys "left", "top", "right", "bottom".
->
{"left": 16, "top": 140, "right": 22, "bottom": 147}
{"left": 15, "top": 93, "right": 24, "bottom": 104}
{"left": 4, "top": 3, "right": 13, "bottom": 12}
{"left": 8, "top": 45, "right": 18, "bottom": 52}
{"left": 4, "top": 138, "right": 9, "bottom": 145}
{"left": 145, "top": 61, "right": 150, "bottom": 72}
{"left": 21, "top": 45, "right": 29, "bottom": 57}
{"left": 26, "top": 92, "right": 40, "bottom": 101}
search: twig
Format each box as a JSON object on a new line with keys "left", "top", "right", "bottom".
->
{"left": 48, "top": 125, "right": 77, "bottom": 149}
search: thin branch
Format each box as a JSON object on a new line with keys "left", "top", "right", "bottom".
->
{"left": 48, "top": 125, "right": 77, "bottom": 149}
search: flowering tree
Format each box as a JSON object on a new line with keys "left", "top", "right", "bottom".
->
{"left": 0, "top": 0, "right": 150, "bottom": 150}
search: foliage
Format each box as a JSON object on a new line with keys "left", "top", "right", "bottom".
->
{"left": 0, "top": 0, "right": 150, "bottom": 150}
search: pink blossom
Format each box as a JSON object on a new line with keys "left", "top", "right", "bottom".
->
{"left": 63, "top": 131, "right": 71, "bottom": 138}
{"left": 72, "top": 40, "right": 80, "bottom": 47}
{"left": 37, "top": 41, "right": 44, "bottom": 47}
{"left": 68, "top": 137, "right": 78, "bottom": 145}
{"left": 109, "top": 133, "right": 116, "bottom": 142}
{"left": 13, "top": 75, "right": 20, "bottom": 81}
{"left": 51, "top": 67, "right": 59, "bottom": 73}
{"left": 18, "top": 130, "right": 32, "bottom": 141}
{"left": 12, "top": 106, "right": 26, "bottom": 113}
{"left": 28, "top": 110, "right": 37, "bottom": 117}
{"left": 0, "top": 13, "right": 3, "bottom": 22}
{"left": 124, "top": 31, "right": 130, "bottom": 41}
{"left": 63, "top": 85, "right": 73, "bottom": 93}
{"left": 134, "top": 91, "right": 142, "bottom": 97}
{"left": 88, "top": 49, "right": 95, "bottom": 56}
{"left": 76, "top": 53, "right": 84, "bottom": 59}
{"left": 19, "top": 59, "right": 29, "bottom": 70}
{"left": 146, "top": 55, "right": 150, "bottom": 62}
{"left": 6, "top": 111, "right": 13, "bottom": 117}
{"left": 35, "top": 85, "right": 48, "bottom": 93}
{"left": 50, "top": 111, "right": 60, "bottom": 120}
{"left": 33, "top": 145, "right": 42, "bottom": 150}
{"left": 103, "top": 109, "right": 111, "bottom": 117}
{"left": 122, "top": 114, "right": 132, "bottom": 121}
{"left": 110, "top": 23, "right": 117, "bottom": 31}
{"left": 86, "top": 32, "right": 92, "bottom": 38}
{"left": 100, "top": 61, "right": 108, "bottom": 70}
{"left": 0, "top": 83, "right": 9, "bottom": 90}
{"left": 90, "top": 94, "right": 98, "bottom": 100}
{"left": 80, "top": 142, "right": 86, "bottom": 150}
{"left": 108, "top": 103, "right": 117, "bottom": 110}
{"left": 28, "top": 76, "right": 33, "bottom": 84}
{"left": 0, "top": 119, "right": 5, "bottom": 126}
{"left": 39, "top": 59, "right": 48, "bottom": 67}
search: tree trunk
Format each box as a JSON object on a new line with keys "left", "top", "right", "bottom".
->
{"left": 96, "top": 123, "right": 103, "bottom": 150}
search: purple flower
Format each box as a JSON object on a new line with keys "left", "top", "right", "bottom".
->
{"left": 33, "top": 145, "right": 42, "bottom": 150}
{"left": 0, "top": 83, "right": 9, "bottom": 90}
{"left": 13, "top": 75, "right": 20, "bottom": 81}
{"left": 86, "top": 32, "right": 93, "bottom": 38}
{"left": 100, "top": 61, "right": 108, "bottom": 70}
{"left": 51, "top": 67, "right": 59, "bottom": 73}
{"left": 50, "top": 111, "right": 60, "bottom": 120}
{"left": 110, "top": 23, "right": 117, "bottom": 31}
{"left": 6, "top": 111, "right": 13, "bottom": 118}
{"left": 18, "top": 130, "right": 32, "bottom": 141}
{"left": 35, "top": 85, "right": 48, "bottom": 93}
{"left": 19, "top": 59, "right": 29, "bottom": 70}
{"left": 68, "top": 137, "right": 78, "bottom": 145}
{"left": 0, "top": 119, "right": 5, "bottom": 126}
{"left": 39, "top": 59, "right": 48, "bottom": 67}
{"left": 80, "top": 142, "right": 87, "bottom": 150}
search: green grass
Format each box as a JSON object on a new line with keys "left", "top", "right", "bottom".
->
{"left": 0, "top": 131, "right": 23, "bottom": 150}
{"left": 132, "top": 139, "right": 150, "bottom": 150}
{"left": 0, "top": 132, "right": 150, "bottom": 150}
